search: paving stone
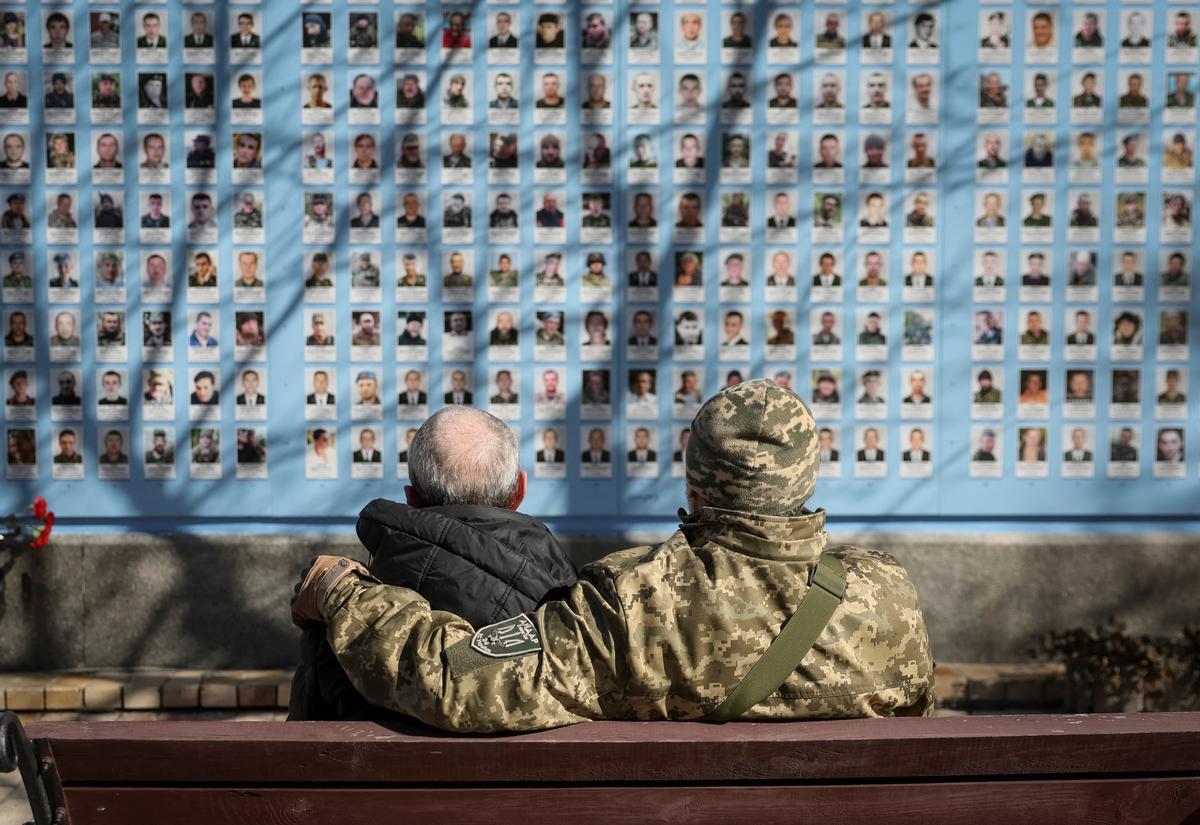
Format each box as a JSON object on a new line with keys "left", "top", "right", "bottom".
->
{"left": 199, "top": 674, "right": 239, "bottom": 709}
{"left": 123, "top": 675, "right": 168, "bottom": 710}
{"left": 1, "top": 664, "right": 1063, "bottom": 717}
{"left": 82, "top": 677, "right": 123, "bottom": 711}
{"left": 230, "top": 670, "right": 288, "bottom": 708}
{"left": 162, "top": 670, "right": 206, "bottom": 709}
{"left": 276, "top": 674, "right": 292, "bottom": 709}
{"left": 0, "top": 676, "right": 46, "bottom": 712}
{"left": 933, "top": 665, "right": 968, "bottom": 705}
{"left": 45, "top": 676, "right": 90, "bottom": 711}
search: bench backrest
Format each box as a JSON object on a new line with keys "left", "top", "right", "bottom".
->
{"left": 25, "top": 713, "right": 1200, "bottom": 824}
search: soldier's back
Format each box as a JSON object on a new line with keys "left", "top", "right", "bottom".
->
{"left": 587, "top": 506, "right": 934, "bottom": 721}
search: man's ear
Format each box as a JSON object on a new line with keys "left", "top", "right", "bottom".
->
{"left": 404, "top": 484, "right": 423, "bottom": 508}
{"left": 507, "top": 470, "right": 527, "bottom": 511}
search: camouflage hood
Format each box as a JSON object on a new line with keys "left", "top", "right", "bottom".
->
{"left": 686, "top": 379, "right": 818, "bottom": 515}
{"left": 679, "top": 505, "right": 828, "bottom": 563}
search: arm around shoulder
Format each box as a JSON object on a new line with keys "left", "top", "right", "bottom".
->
{"left": 322, "top": 566, "right": 629, "bottom": 733}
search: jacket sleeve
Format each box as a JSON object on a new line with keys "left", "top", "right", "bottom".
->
{"left": 322, "top": 567, "right": 629, "bottom": 733}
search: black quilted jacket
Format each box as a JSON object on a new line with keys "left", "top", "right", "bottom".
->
{"left": 289, "top": 499, "right": 578, "bottom": 721}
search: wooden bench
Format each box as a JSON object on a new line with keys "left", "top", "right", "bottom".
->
{"left": 6, "top": 711, "right": 1200, "bottom": 824}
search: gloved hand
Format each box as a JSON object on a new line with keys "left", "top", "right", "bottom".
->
{"left": 291, "top": 555, "right": 370, "bottom": 628}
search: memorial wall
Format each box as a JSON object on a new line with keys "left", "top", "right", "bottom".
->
{"left": 0, "top": 0, "right": 1197, "bottom": 524}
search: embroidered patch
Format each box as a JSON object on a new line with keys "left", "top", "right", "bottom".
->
{"left": 469, "top": 614, "right": 543, "bottom": 659}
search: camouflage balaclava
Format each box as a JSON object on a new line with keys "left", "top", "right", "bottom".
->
{"left": 685, "top": 379, "right": 819, "bottom": 515}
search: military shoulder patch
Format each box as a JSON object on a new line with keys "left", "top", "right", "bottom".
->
{"left": 469, "top": 614, "right": 543, "bottom": 659}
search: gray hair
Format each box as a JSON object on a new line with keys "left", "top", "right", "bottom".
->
{"left": 408, "top": 407, "right": 520, "bottom": 508}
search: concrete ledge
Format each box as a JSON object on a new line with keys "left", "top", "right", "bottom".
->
{"left": 0, "top": 665, "right": 1062, "bottom": 714}
{"left": 0, "top": 531, "right": 1197, "bottom": 669}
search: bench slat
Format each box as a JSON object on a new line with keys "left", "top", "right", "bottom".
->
{"left": 28, "top": 714, "right": 1200, "bottom": 785}
{"left": 60, "top": 779, "right": 1200, "bottom": 825}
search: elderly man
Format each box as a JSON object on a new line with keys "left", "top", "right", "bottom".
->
{"left": 289, "top": 407, "right": 577, "bottom": 720}
{"left": 294, "top": 380, "right": 934, "bottom": 731}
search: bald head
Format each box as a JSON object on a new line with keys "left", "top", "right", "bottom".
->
{"left": 407, "top": 407, "right": 524, "bottom": 509}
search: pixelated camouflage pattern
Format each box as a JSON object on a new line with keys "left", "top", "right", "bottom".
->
{"left": 686, "top": 379, "right": 819, "bottom": 515}
{"left": 324, "top": 506, "right": 935, "bottom": 733}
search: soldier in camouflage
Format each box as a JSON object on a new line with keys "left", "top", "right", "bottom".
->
{"left": 292, "top": 379, "right": 935, "bottom": 732}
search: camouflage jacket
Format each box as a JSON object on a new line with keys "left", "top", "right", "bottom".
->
{"left": 323, "top": 506, "right": 935, "bottom": 733}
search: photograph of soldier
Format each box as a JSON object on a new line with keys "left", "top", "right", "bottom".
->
{"left": 484, "top": 311, "right": 516, "bottom": 349}
{"left": 903, "top": 370, "right": 932, "bottom": 407}
{"left": 96, "top": 311, "right": 126, "bottom": 349}
{"left": 578, "top": 311, "right": 607, "bottom": 351}
{"left": 532, "top": 13, "right": 562, "bottom": 49}
{"left": 858, "top": 312, "right": 887, "bottom": 346}
{"left": 437, "top": 369, "right": 472, "bottom": 407}
{"left": 394, "top": 12, "right": 425, "bottom": 49}
{"left": 143, "top": 370, "right": 174, "bottom": 408}
{"left": 1066, "top": 370, "right": 1094, "bottom": 403}
{"left": 396, "top": 73, "right": 426, "bottom": 110}
{"left": 237, "top": 429, "right": 265, "bottom": 466}
{"left": 145, "top": 429, "right": 174, "bottom": 464}
{"left": 398, "top": 370, "right": 427, "bottom": 408}
{"left": 1110, "top": 427, "right": 1138, "bottom": 462}
{"left": 1158, "top": 369, "right": 1187, "bottom": 405}
{"left": 581, "top": 370, "right": 610, "bottom": 407}
{"left": 1020, "top": 311, "right": 1049, "bottom": 346}
{"left": 1074, "top": 11, "right": 1103, "bottom": 47}
{"left": 903, "top": 429, "right": 931, "bottom": 464}
{"left": 1119, "top": 74, "right": 1148, "bottom": 111}
{"left": 189, "top": 370, "right": 219, "bottom": 406}
{"left": 537, "top": 428, "right": 565, "bottom": 464}
{"left": 98, "top": 370, "right": 127, "bottom": 407}
{"left": 490, "top": 12, "right": 518, "bottom": 49}
{"left": 973, "top": 429, "right": 998, "bottom": 462}
{"left": 856, "top": 427, "right": 884, "bottom": 463}
{"left": 1111, "top": 369, "right": 1141, "bottom": 405}
{"left": 1067, "top": 311, "right": 1096, "bottom": 346}
{"left": 5, "top": 370, "right": 33, "bottom": 408}
{"left": 49, "top": 252, "right": 77, "bottom": 289}
{"left": 1159, "top": 311, "right": 1188, "bottom": 347}
{"left": 1018, "top": 370, "right": 1048, "bottom": 405}
{"left": 1155, "top": 429, "right": 1185, "bottom": 464}
{"left": 396, "top": 134, "right": 422, "bottom": 170}
{"left": 1063, "top": 428, "right": 1093, "bottom": 464}
{"left": 443, "top": 74, "right": 470, "bottom": 110}
{"left": 1017, "top": 428, "right": 1047, "bottom": 463}
{"left": 1162, "top": 193, "right": 1192, "bottom": 232}
{"left": 582, "top": 427, "right": 611, "bottom": 464}
{"left": 52, "top": 429, "right": 82, "bottom": 465}
{"left": 1072, "top": 72, "right": 1103, "bottom": 110}
{"left": 583, "top": 72, "right": 611, "bottom": 111}
{"left": 1022, "top": 252, "right": 1051, "bottom": 286}
{"left": 816, "top": 12, "right": 846, "bottom": 50}
{"left": 143, "top": 311, "right": 171, "bottom": 349}
{"left": 628, "top": 192, "right": 657, "bottom": 229}
{"left": 99, "top": 429, "right": 129, "bottom": 466}
{"left": 1112, "top": 311, "right": 1143, "bottom": 346}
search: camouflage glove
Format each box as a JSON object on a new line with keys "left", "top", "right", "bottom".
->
{"left": 291, "top": 555, "right": 370, "bottom": 628}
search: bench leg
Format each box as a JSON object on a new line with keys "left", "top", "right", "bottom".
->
{"left": 0, "top": 711, "right": 59, "bottom": 825}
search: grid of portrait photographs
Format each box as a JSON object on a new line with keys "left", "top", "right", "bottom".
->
{"left": 969, "top": 2, "right": 1196, "bottom": 483}
{"left": 0, "top": 0, "right": 1196, "bottom": 518}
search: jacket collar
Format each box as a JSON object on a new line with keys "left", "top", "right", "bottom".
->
{"left": 677, "top": 505, "right": 827, "bottom": 562}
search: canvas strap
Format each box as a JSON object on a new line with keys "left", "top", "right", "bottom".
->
{"left": 706, "top": 554, "right": 847, "bottom": 722}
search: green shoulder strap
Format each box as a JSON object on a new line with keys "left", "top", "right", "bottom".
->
{"left": 706, "top": 553, "right": 847, "bottom": 722}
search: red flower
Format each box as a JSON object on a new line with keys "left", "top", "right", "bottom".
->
{"left": 29, "top": 515, "right": 53, "bottom": 549}
{"left": 31, "top": 498, "right": 48, "bottom": 519}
